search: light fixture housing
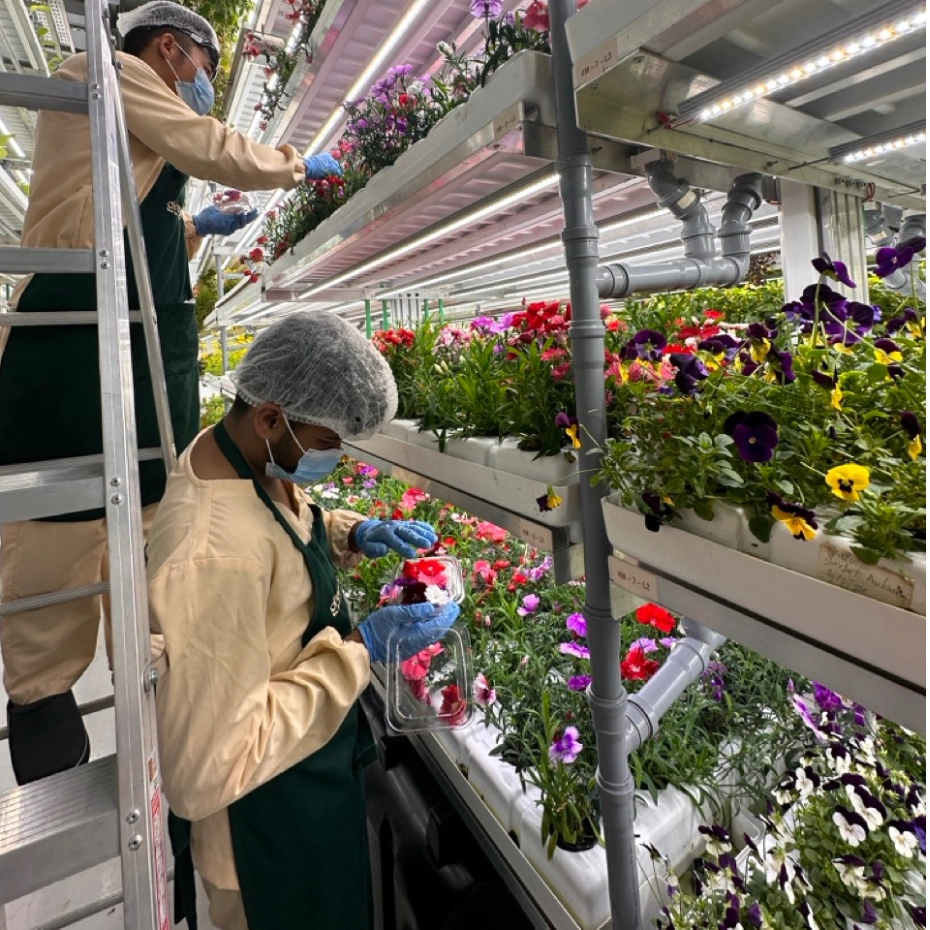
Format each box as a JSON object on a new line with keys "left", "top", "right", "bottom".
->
{"left": 828, "top": 120, "right": 926, "bottom": 163}
{"left": 676, "top": 0, "right": 926, "bottom": 123}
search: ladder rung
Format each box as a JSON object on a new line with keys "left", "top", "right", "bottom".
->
{"left": 0, "top": 72, "right": 89, "bottom": 113}
{"left": 0, "top": 695, "right": 114, "bottom": 743}
{"left": 0, "top": 581, "right": 109, "bottom": 616}
{"left": 0, "top": 449, "right": 162, "bottom": 524}
{"left": 0, "top": 310, "right": 143, "bottom": 325}
{"left": 0, "top": 755, "right": 119, "bottom": 902}
{"left": 0, "top": 247, "right": 95, "bottom": 275}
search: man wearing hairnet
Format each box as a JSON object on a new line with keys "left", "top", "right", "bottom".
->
{"left": 146, "top": 313, "right": 454, "bottom": 930}
{"left": 0, "top": 0, "right": 342, "bottom": 784}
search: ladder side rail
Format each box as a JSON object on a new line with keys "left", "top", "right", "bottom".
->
{"left": 111, "top": 62, "right": 177, "bottom": 472}
{"left": 84, "top": 0, "right": 168, "bottom": 925}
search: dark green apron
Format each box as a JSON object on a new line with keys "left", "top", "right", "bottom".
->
{"left": 0, "top": 163, "right": 200, "bottom": 521}
{"left": 170, "top": 420, "right": 374, "bottom": 930}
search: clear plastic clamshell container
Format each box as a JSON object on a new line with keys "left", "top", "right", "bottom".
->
{"left": 213, "top": 189, "right": 255, "bottom": 215}
{"left": 384, "top": 557, "right": 474, "bottom": 733}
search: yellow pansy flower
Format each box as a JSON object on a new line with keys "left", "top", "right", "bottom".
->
{"left": 825, "top": 464, "right": 870, "bottom": 502}
{"left": 750, "top": 339, "right": 770, "bottom": 364}
{"left": 908, "top": 435, "right": 922, "bottom": 461}
{"left": 565, "top": 423, "right": 582, "bottom": 450}
{"left": 830, "top": 385, "right": 843, "bottom": 411}
{"left": 875, "top": 347, "right": 904, "bottom": 365}
{"left": 771, "top": 505, "right": 817, "bottom": 541}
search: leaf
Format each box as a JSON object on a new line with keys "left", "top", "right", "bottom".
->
{"left": 715, "top": 469, "right": 745, "bottom": 488}
{"left": 748, "top": 514, "right": 774, "bottom": 543}
{"left": 866, "top": 363, "right": 890, "bottom": 382}
{"left": 850, "top": 545, "right": 882, "bottom": 565}
{"left": 691, "top": 498, "right": 715, "bottom": 522}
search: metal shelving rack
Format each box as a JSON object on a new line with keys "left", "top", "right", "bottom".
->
{"left": 0, "top": 0, "right": 176, "bottom": 925}
{"left": 213, "top": 1, "right": 925, "bottom": 928}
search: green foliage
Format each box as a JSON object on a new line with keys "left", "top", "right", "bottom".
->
{"left": 194, "top": 267, "right": 218, "bottom": 331}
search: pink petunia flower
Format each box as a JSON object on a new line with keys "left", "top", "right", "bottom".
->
{"left": 473, "top": 673, "right": 497, "bottom": 707}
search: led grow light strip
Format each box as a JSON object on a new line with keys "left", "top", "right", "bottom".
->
{"left": 304, "top": 0, "right": 433, "bottom": 156}
{"left": 828, "top": 120, "right": 926, "bottom": 162}
{"left": 287, "top": 171, "right": 560, "bottom": 299}
{"left": 677, "top": 0, "right": 926, "bottom": 123}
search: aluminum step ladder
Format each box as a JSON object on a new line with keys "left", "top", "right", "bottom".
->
{"left": 0, "top": 0, "right": 177, "bottom": 925}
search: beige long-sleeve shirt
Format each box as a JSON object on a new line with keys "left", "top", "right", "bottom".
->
{"left": 4, "top": 50, "right": 304, "bottom": 318}
{"left": 146, "top": 438, "right": 370, "bottom": 890}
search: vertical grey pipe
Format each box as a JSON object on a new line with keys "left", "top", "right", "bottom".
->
{"left": 217, "top": 251, "right": 231, "bottom": 412}
{"left": 549, "top": 2, "right": 641, "bottom": 928}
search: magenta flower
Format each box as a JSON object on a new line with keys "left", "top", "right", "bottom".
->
{"left": 566, "top": 612, "right": 587, "bottom": 637}
{"left": 473, "top": 673, "right": 497, "bottom": 707}
{"left": 549, "top": 726, "right": 583, "bottom": 764}
{"left": 633, "top": 637, "right": 658, "bottom": 654}
{"left": 567, "top": 674, "right": 591, "bottom": 692}
{"left": 517, "top": 593, "right": 541, "bottom": 616}
{"left": 560, "top": 642, "right": 591, "bottom": 660}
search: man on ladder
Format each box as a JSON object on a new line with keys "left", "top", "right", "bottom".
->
{"left": 0, "top": 0, "right": 342, "bottom": 785}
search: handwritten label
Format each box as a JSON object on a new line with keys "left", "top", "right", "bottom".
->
{"left": 609, "top": 556, "right": 659, "bottom": 600}
{"left": 817, "top": 540, "right": 914, "bottom": 610}
{"left": 575, "top": 38, "right": 618, "bottom": 86}
{"left": 493, "top": 104, "right": 523, "bottom": 141}
{"left": 151, "top": 784, "right": 170, "bottom": 930}
{"left": 516, "top": 520, "right": 553, "bottom": 549}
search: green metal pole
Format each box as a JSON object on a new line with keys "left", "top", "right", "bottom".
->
{"left": 438, "top": 297, "right": 445, "bottom": 322}
{"left": 422, "top": 298, "right": 430, "bottom": 322}
{"left": 364, "top": 298, "right": 372, "bottom": 338}
{"left": 381, "top": 299, "right": 389, "bottom": 330}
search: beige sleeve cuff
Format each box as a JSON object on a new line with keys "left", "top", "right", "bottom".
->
{"left": 183, "top": 213, "right": 204, "bottom": 262}
{"left": 323, "top": 509, "right": 366, "bottom": 570}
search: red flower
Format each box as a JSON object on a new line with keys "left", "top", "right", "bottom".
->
{"left": 523, "top": 1, "right": 550, "bottom": 30}
{"left": 402, "top": 558, "right": 448, "bottom": 587}
{"left": 635, "top": 603, "right": 676, "bottom": 633}
{"left": 621, "top": 645, "right": 660, "bottom": 682}
{"left": 248, "top": 247, "right": 264, "bottom": 263}
{"left": 256, "top": 235, "right": 268, "bottom": 245}
{"left": 391, "top": 508, "right": 404, "bottom": 521}
{"left": 439, "top": 684, "right": 468, "bottom": 725}
{"left": 473, "top": 560, "right": 497, "bottom": 587}
{"left": 704, "top": 309, "right": 724, "bottom": 320}
{"left": 247, "top": 272, "right": 260, "bottom": 283}
{"left": 442, "top": 536, "right": 456, "bottom": 549}
{"left": 475, "top": 521, "right": 507, "bottom": 542}
{"left": 493, "top": 559, "right": 510, "bottom": 571}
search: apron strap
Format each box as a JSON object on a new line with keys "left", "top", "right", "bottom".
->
{"left": 168, "top": 811, "right": 198, "bottom": 930}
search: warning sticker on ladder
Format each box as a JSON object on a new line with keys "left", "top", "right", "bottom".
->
{"left": 151, "top": 782, "right": 171, "bottom": 930}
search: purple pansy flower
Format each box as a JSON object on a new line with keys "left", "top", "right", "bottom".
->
{"left": 813, "top": 681, "right": 844, "bottom": 712}
{"left": 634, "top": 637, "right": 659, "bottom": 653}
{"left": 769, "top": 349, "right": 796, "bottom": 383}
{"left": 848, "top": 301, "right": 881, "bottom": 332}
{"left": 668, "top": 352, "right": 709, "bottom": 394}
{"left": 875, "top": 236, "right": 926, "bottom": 277}
{"left": 746, "top": 902, "right": 763, "bottom": 929}
{"left": 812, "top": 251, "right": 857, "bottom": 289}
{"left": 624, "top": 329, "right": 667, "bottom": 362}
{"left": 549, "top": 726, "right": 583, "bottom": 763}
{"left": 724, "top": 410, "right": 779, "bottom": 463}
{"left": 560, "top": 641, "right": 591, "bottom": 660}
{"left": 886, "top": 306, "right": 920, "bottom": 334}
{"left": 567, "top": 674, "right": 592, "bottom": 692}
{"left": 566, "top": 612, "right": 587, "bottom": 637}
{"left": 698, "top": 333, "right": 741, "bottom": 359}
{"left": 660, "top": 637, "right": 678, "bottom": 649}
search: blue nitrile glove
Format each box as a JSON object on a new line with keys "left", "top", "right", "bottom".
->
{"left": 304, "top": 153, "right": 343, "bottom": 180}
{"left": 353, "top": 519, "right": 437, "bottom": 559}
{"left": 357, "top": 601, "right": 460, "bottom": 664}
{"left": 192, "top": 206, "right": 260, "bottom": 237}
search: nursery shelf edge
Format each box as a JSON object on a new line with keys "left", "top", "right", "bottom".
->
{"left": 603, "top": 503, "right": 926, "bottom": 734}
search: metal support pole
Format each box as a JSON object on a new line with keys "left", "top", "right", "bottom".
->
{"left": 365, "top": 298, "right": 373, "bottom": 337}
{"left": 381, "top": 298, "right": 390, "bottom": 331}
{"left": 778, "top": 180, "right": 821, "bottom": 301}
{"left": 438, "top": 297, "right": 445, "bottom": 322}
{"left": 549, "top": 2, "right": 640, "bottom": 928}
{"left": 422, "top": 298, "right": 430, "bottom": 322}
{"left": 216, "top": 252, "right": 230, "bottom": 412}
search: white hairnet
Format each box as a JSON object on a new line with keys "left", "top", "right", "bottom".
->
{"left": 231, "top": 313, "right": 398, "bottom": 440}
{"left": 117, "top": 1, "right": 220, "bottom": 64}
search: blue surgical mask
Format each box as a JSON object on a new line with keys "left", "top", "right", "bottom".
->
{"left": 166, "top": 45, "right": 215, "bottom": 116}
{"left": 265, "top": 420, "right": 343, "bottom": 484}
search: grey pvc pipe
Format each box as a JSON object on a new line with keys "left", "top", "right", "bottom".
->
{"left": 549, "top": 3, "right": 642, "bottom": 928}
{"left": 597, "top": 172, "right": 764, "bottom": 299}
{"left": 624, "top": 618, "right": 727, "bottom": 753}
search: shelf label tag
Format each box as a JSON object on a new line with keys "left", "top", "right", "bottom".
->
{"left": 514, "top": 518, "right": 554, "bottom": 549}
{"left": 151, "top": 781, "right": 170, "bottom": 930}
{"left": 817, "top": 540, "right": 914, "bottom": 610}
{"left": 609, "top": 556, "right": 659, "bottom": 599}
{"left": 493, "top": 103, "right": 524, "bottom": 141}
{"left": 575, "top": 38, "right": 620, "bottom": 86}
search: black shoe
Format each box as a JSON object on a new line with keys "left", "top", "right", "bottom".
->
{"left": 7, "top": 690, "right": 91, "bottom": 785}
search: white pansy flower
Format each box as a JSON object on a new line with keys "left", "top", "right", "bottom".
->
{"left": 706, "top": 868, "right": 730, "bottom": 893}
{"left": 834, "top": 861, "right": 866, "bottom": 889}
{"left": 795, "top": 767, "right": 815, "bottom": 800}
{"left": 889, "top": 825, "right": 919, "bottom": 858}
{"left": 861, "top": 804, "right": 884, "bottom": 831}
{"left": 833, "top": 811, "right": 867, "bottom": 847}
